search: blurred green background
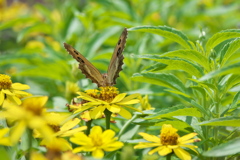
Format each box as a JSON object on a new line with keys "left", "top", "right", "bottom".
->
{"left": 1, "top": 0, "right": 240, "bottom": 108}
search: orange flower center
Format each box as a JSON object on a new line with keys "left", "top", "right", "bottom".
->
{"left": 99, "top": 86, "right": 119, "bottom": 102}
{"left": 160, "top": 125, "right": 179, "bottom": 145}
{"left": 0, "top": 74, "right": 12, "bottom": 90}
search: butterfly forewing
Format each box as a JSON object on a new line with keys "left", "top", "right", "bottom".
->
{"left": 107, "top": 28, "right": 128, "bottom": 85}
{"left": 64, "top": 43, "right": 104, "bottom": 87}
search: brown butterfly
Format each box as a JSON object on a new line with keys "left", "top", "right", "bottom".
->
{"left": 64, "top": 28, "right": 128, "bottom": 87}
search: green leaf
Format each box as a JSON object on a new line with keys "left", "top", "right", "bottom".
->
{"left": 200, "top": 62, "right": 240, "bottom": 81}
{"left": 0, "top": 147, "right": 10, "bottom": 160}
{"left": 128, "top": 26, "right": 192, "bottom": 49}
{"left": 220, "top": 38, "right": 240, "bottom": 66}
{"left": 131, "top": 73, "right": 186, "bottom": 92}
{"left": 142, "top": 63, "right": 168, "bottom": 72}
{"left": 145, "top": 105, "right": 201, "bottom": 119}
{"left": 138, "top": 55, "right": 203, "bottom": 77}
{"left": 160, "top": 49, "right": 209, "bottom": 70}
{"left": 198, "top": 116, "right": 240, "bottom": 126}
{"left": 206, "top": 29, "right": 240, "bottom": 55}
{"left": 190, "top": 100, "right": 210, "bottom": 118}
{"left": 203, "top": 137, "right": 240, "bottom": 157}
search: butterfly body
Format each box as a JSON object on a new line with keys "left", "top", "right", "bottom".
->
{"left": 64, "top": 28, "right": 128, "bottom": 87}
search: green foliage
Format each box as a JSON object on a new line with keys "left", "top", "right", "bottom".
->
{"left": 1, "top": 0, "right": 240, "bottom": 160}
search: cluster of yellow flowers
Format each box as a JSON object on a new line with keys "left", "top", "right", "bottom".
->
{"left": 0, "top": 74, "right": 201, "bottom": 160}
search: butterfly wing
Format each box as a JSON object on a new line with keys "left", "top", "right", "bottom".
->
{"left": 107, "top": 28, "right": 128, "bottom": 86}
{"left": 64, "top": 43, "right": 104, "bottom": 87}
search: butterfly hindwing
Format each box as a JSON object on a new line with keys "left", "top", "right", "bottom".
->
{"left": 107, "top": 28, "right": 128, "bottom": 85}
{"left": 64, "top": 43, "right": 104, "bottom": 87}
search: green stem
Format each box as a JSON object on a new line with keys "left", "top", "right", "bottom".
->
{"left": 86, "top": 120, "right": 92, "bottom": 135}
{"left": 104, "top": 109, "right": 112, "bottom": 130}
{"left": 26, "top": 129, "right": 33, "bottom": 160}
{"left": 166, "top": 153, "right": 171, "bottom": 160}
{"left": 118, "top": 114, "right": 137, "bottom": 140}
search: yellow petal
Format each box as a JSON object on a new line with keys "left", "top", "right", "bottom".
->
{"left": 102, "top": 141, "right": 124, "bottom": 151}
{"left": 117, "top": 99, "right": 140, "bottom": 105}
{"left": 8, "top": 95, "right": 21, "bottom": 105}
{"left": 178, "top": 133, "right": 198, "bottom": 142}
{"left": 77, "top": 92, "right": 98, "bottom": 102}
{"left": 92, "top": 148, "right": 104, "bottom": 159}
{"left": 138, "top": 132, "right": 160, "bottom": 142}
{"left": 90, "top": 126, "right": 102, "bottom": 135}
{"left": 179, "top": 144, "right": 198, "bottom": 154}
{"left": 118, "top": 108, "right": 132, "bottom": 119}
{"left": 70, "top": 132, "right": 91, "bottom": 145}
{"left": 60, "top": 118, "right": 80, "bottom": 132}
{"left": 90, "top": 105, "right": 105, "bottom": 119}
{"left": 107, "top": 104, "right": 121, "bottom": 113}
{"left": 173, "top": 147, "right": 191, "bottom": 160}
{"left": 72, "top": 147, "right": 85, "bottom": 153}
{"left": 59, "top": 126, "right": 87, "bottom": 137}
{"left": 11, "top": 83, "right": 30, "bottom": 90}
{"left": 102, "top": 129, "right": 115, "bottom": 140}
{"left": 124, "top": 105, "right": 143, "bottom": 113}
{"left": 10, "top": 121, "right": 26, "bottom": 144}
{"left": 119, "top": 93, "right": 140, "bottom": 102}
{"left": 157, "top": 146, "right": 172, "bottom": 156}
{"left": 0, "top": 91, "right": 4, "bottom": 105}
{"left": 22, "top": 96, "right": 48, "bottom": 110}
{"left": 111, "top": 93, "right": 127, "bottom": 103}
{"left": 134, "top": 142, "right": 160, "bottom": 149}
{"left": 2, "top": 89, "right": 14, "bottom": 95}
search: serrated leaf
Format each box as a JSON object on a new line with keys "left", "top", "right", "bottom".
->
{"left": 206, "top": 29, "right": 240, "bottom": 55}
{"left": 220, "top": 38, "right": 240, "bottom": 66}
{"left": 200, "top": 62, "right": 240, "bottom": 81}
{"left": 160, "top": 49, "right": 209, "bottom": 70}
{"left": 128, "top": 26, "right": 192, "bottom": 49}
{"left": 145, "top": 105, "right": 201, "bottom": 119}
{"left": 203, "top": 137, "right": 240, "bottom": 157}
{"left": 198, "top": 117, "right": 240, "bottom": 126}
{"left": 138, "top": 55, "right": 203, "bottom": 77}
{"left": 131, "top": 73, "right": 186, "bottom": 92}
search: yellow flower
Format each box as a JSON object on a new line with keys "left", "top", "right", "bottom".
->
{"left": 1, "top": 96, "right": 54, "bottom": 143}
{"left": 0, "top": 74, "right": 31, "bottom": 105}
{"left": 138, "top": 95, "right": 155, "bottom": 111}
{"left": 31, "top": 151, "right": 84, "bottom": 160}
{"left": 0, "top": 128, "right": 11, "bottom": 146}
{"left": 41, "top": 137, "right": 72, "bottom": 151}
{"left": 74, "top": 87, "right": 141, "bottom": 119}
{"left": 70, "top": 126, "right": 124, "bottom": 159}
{"left": 134, "top": 124, "right": 201, "bottom": 160}
{"left": 43, "top": 112, "right": 87, "bottom": 138}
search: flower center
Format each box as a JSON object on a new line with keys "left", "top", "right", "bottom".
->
{"left": 160, "top": 125, "right": 179, "bottom": 145}
{"left": 0, "top": 74, "right": 12, "bottom": 90}
{"left": 99, "top": 86, "right": 119, "bottom": 102}
{"left": 49, "top": 124, "right": 61, "bottom": 132}
{"left": 91, "top": 135, "right": 103, "bottom": 147}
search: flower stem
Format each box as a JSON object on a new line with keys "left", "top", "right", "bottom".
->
{"left": 166, "top": 153, "right": 172, "bottom": 160}
{"left": 104, "top": 109, "right": 112, "bottom": 130}
{"left": 26, "top": 129, "right": 33, "bottom": 160}
{"left": 118, "top": 114, "right": 137, "bottom": 140}
{"left": 86, "top": 120, "right": 92, "bottom": 135}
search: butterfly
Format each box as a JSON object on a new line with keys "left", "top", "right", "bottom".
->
{"left": 64, "top": 28, "right": 128, "bottom": 87}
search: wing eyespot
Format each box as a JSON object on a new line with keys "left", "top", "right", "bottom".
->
{"left": 118, "top": 39, "right": 122, "bottom": 45}
{"left": 77, "top": 57, "right": 84, "bottom": 63}
{"left": 74, "top": 50, "right": 79, "bottom": 55}
{"left": 117, "top": 47, "right": 122, "bottom": 56}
